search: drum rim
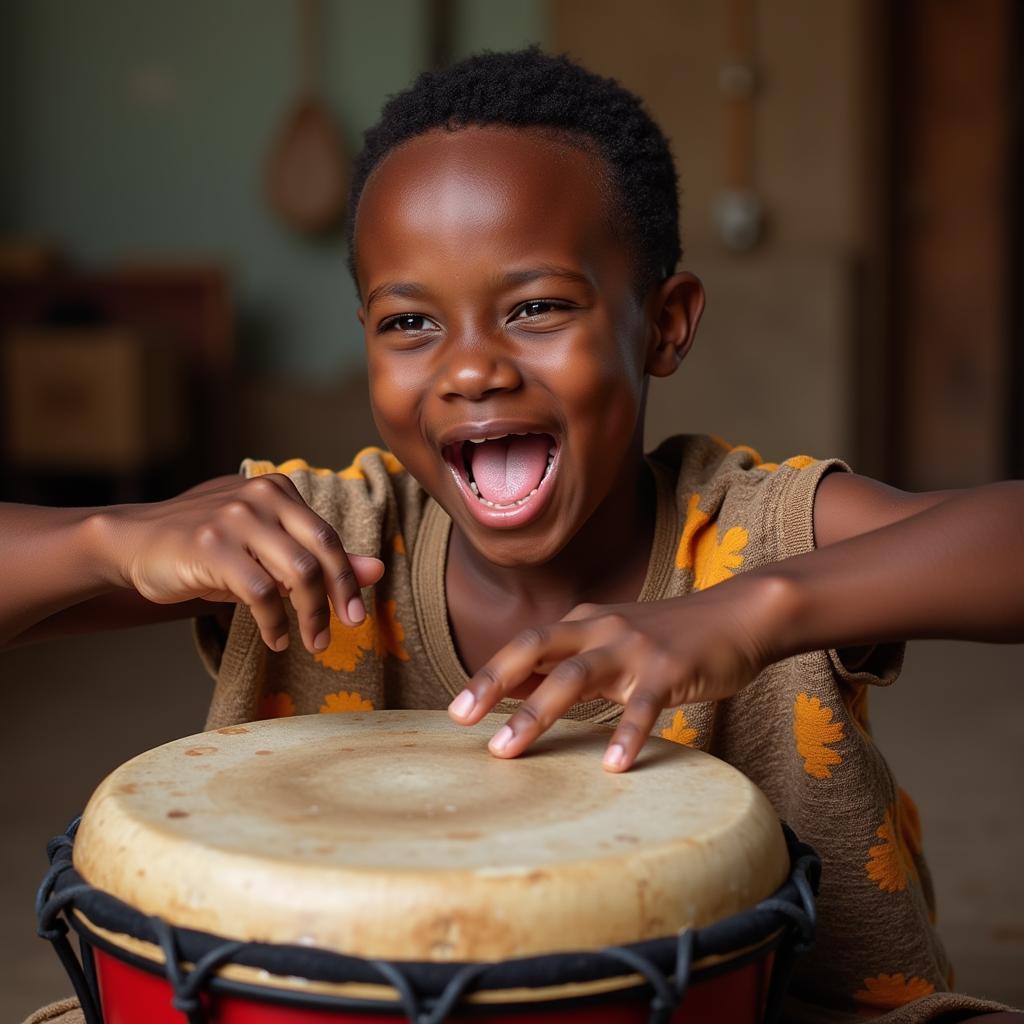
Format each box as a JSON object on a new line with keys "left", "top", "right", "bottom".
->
{"left": 42, "top": 821, "right": 819, "bottom": 1005}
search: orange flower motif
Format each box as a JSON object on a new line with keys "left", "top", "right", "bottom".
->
{"left": 314, "top": 596, "right": 410, "bottom": 671}
{"left": 257, "top": 691, "right": 296, "bottom": 719}
{"left": 338, "top": 446, "right": 404, "bottom": 480}
{"left": 374, "top": 597, "right": 411, "bottom": 662}
{"left": 866, "top": 804, "right": 920, "bottom": 893}
{"left": 320, "top": 690, "right": 374, "bottom": 714}
{"left": 793, "top": 693, "right": 844, "bottom": 779}
{"left": 315, "top": 612, "right": 379, "bottom": 672}
{"left": 707, "top": 437, "right": 814, "bottom": 473}
{"left": 660, "top": 709, "right": 698, "bottom": 747}
{"left": 854, "top": 973, "right": 935, "bottom": 1012}
{"left": 674, "top": 494, "right": 749, "bottom": 589}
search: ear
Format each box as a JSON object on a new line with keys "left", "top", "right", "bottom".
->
{"left": 645, "top": 272, "right": 705, "bottom": 378}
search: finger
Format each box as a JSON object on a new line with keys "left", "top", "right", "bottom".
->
{"left": 487, "top": 645, "right": 626, "bottom": 759}
{"left": 266, "top": 489, "right": 384, "bottom": 628}
{"left": 232, "top": 518, "right": 346, "bottom": 654}
{"left": 198, "top": 541, "right": 291, "bottom": 651}
{"left": 602, "top": 686, "right": 668, "bottom": 773}
{"left": 448, "top": 621, "right": 596, "bottom": 724}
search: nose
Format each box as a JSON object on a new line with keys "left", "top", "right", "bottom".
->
{"left": 435, "top": 339, "right": 523, "bottom": 402}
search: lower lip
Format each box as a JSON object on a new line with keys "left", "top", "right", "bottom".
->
{"left": 445, "top": 445, "right": 561, "bottom": 530}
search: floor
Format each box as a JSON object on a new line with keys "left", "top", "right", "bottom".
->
{"left": 2, "top": 625, "right": 1022, "bottom": 1020}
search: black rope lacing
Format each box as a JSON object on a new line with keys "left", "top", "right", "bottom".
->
{"left": 150, "top": 916, "right": 245, "bottom": 1024}
{"left": 36, "top": 820, "right": 819, "bottom": 1024}
{"left": 34, "top": 819, "right": 101, "bottom": 1024}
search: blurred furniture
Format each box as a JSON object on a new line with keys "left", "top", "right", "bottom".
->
{"left": 3, "top": 327, "right": 184, "bottom": 502}
{"left": 0, "top": 262, "right": 234, "bottom": 502}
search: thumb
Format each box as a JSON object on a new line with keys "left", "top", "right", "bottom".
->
{"left": 350, "top": 555, "right": 386, "bottom": 587}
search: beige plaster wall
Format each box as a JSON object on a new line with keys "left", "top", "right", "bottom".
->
{"left": 552, "top": 0, "right": 879, "bottom": 466}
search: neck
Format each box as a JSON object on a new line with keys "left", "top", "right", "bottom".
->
{"left": 447, "top": 441, "right": 657, "bottom": 616}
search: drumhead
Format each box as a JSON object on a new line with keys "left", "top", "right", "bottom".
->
{"left": 74, "top": 711, "right": 788, "bottom": 961}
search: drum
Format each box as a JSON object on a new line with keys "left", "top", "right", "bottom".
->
{"left": 36, "top": 711, "right": 818, "bottom": 1024}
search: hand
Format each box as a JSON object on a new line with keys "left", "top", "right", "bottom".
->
{"left": 448, "top": 577, "right": 790, "bottom": 771}
{"left": 96, "top": 474, "right": 383, "bottom": 653}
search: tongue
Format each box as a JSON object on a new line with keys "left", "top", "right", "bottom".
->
{"left": 469, "top": 435, "right": 551, "bottom": 504}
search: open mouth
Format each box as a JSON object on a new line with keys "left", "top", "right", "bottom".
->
{"left": 442, "top": 432, "right": 560, "bottom": 527}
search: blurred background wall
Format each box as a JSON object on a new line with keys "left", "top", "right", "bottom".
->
{"left": 1, "top": 1, "right": 1022, "bottom": 1019}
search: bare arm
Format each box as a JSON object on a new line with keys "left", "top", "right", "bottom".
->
{"left": 776, "top": 474, "right": 1024, "bottom": 653}
{"left": 0, "top": 474, "right": 384, "bottom": 652}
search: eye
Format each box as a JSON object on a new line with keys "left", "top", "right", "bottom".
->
{"left": 378, "top": 314, "right": 440, "bottom": 334}
{"left": 510, "top": 300, "right": 571, "bottom": 320}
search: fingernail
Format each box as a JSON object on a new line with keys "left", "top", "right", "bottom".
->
{"left": 313, "top": 628, "right": 331, "bottom": 651}
{"left": 347, "top": 596, "right": 365, "bottom": 624}
{"left": 603, "top": 744, "right": 625, "bottom": 769}
{"left": 273, "top": 634, "right": 289, "bottom": 652}
{"left": 489, "top": 725, "right": 513, "bottom": 754}
{"left": 449, "top": 689, "right": 475, "bottom": 718}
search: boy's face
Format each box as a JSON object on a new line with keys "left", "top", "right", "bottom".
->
{"left": 355, "top": 126, "right": 689, "bottom": 567}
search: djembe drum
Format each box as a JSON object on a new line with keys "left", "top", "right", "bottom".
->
{"left": 36, "top": 711, "right": 818, "bottom": 1023}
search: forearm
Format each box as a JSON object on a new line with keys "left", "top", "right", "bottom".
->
{"left": 0, "top": 503, "right": 122, "bottom": 647}
{"left": 760, "top": 480, "right": 1024, "bottom": 660}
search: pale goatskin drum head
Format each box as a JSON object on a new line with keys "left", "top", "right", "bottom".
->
{"left": 73, "top": 711, "right": 789, "bottom": 963}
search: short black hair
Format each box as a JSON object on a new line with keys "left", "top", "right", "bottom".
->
{"left": 347, "top": 48, "right": 681, "bottom": 292}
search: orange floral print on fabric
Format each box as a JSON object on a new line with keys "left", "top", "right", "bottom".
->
{"left": 674, "top": 494, "right": 749, "bottom": 589}
{"left": 854, "top": 973, "right": 935, "bottom": 1013}
{"left": 315, "top": 613, "right": 379, "bottom": 672}
{"left": 708, "top": 436, "right": 814, "bottom": 473}
{"left": 314, "top": 596, "right": 411, "bottom": 672}
{"left": 793, "top": 693, "right": 845, "bottom": 779}
{"left": 257, "top": 691, "right": 296, "bottom": 719}
{"left": 320, "top": 690, "right": 374, "bottom": 713}
{"left": 375, "top": 597, "right": 411, "bottom": 662}
{"left": 866, "top": 804, "right": 920, "bottom": 893}
{"left": 338, "top": 447, "right": 404, "bottom": 480}
{"left": 660, "top": 709, "right": 698, "bottom": 747}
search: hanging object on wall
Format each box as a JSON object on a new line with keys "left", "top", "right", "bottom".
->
{"left": 266, "top": 0, "right": 349, "bottom": 235}
{"left": 713, "top": 0, "right": 764, "bottom": 251}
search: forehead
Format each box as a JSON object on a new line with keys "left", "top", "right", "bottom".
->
{"left": 353, "top": 127, "right": 623, "bottom": 293}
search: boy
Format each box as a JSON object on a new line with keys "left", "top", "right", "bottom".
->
{"left": 4, "top": 50, "right": 1021, "bottom": 1023}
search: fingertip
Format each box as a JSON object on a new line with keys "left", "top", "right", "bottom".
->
{"left": 346, "top": 596, "right": 366, "bottom": 625}
{"left": 602, "top": 743, "right": 627, "bottom": 771}
{"left": 270, "top": 633, "right": 289, "bottom": 652}
{"left": 448, "top": 689, "right": 475, "bottom": 720}
{"left": 488, "top": 724, "right": 513, "bottom": 755}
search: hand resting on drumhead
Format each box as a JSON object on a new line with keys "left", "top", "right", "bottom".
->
{"left": 0, "top": 474, "right": 383, "bottom": 653}
{"left": 448, "top": 477, "right": 1024, "bottom": 772}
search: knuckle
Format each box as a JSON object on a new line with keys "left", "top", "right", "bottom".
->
{"left": 552, "top": 656, "right": 589, "bottom": 686}
{"left": 515, "top": 702, "right": 544, "bottom": 728}
{"left": 247, "top": 475, "right": 280, "bottom": 496}
{"left": 333, "top": 567, "right": 357, "bottom": 591}
{"left": 291, "top": 552, "right": 320, "bottom": 583}
{"left": 222, "top": 499, "right": 250, "bottom": 519}
{"left": 515, "top": 626, "right": 547, "bottom": 648}
{"left": 474, "top": 664, "right": 502, "bottom": 690}
{"left": 314, "top": 525, "right": 342, "bottom": 549}
{"left": 600, "top": 612, "right": 629, "bottom": 633}
{"left": 572, "top": 602, "right": 600, "bottom": 618}
{"left": 247, "top": 576, "right": 276, "bottom": 603}
{"left": 194, "top": 524, "right": 222, "bottom": 549}
{"left": 628, "top": 689, "right": 663, "bottom": 714}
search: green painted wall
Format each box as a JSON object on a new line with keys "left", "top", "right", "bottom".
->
{"left": 0, "top": 0, "right": 548, "bottom": 377}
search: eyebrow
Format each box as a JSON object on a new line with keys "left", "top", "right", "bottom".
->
{"left": 364, "top": 264, "right": 593, "bottom": 310}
